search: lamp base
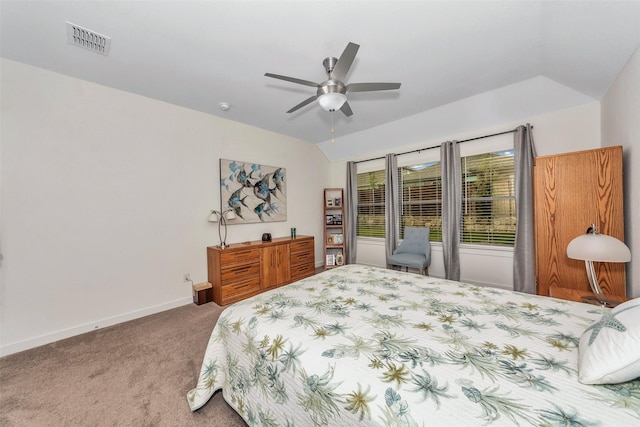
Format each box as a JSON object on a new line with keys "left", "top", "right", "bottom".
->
{"left": 581, "top": 295, "right": 621, "bottom": 308}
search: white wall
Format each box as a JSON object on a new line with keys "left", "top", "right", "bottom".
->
{"left": 328, "top": 102, "right": 602, "bottom": 288}
{"left": 319, "top": 76, "right": 596, "bottom": 163}
{"left": 0, "top": 59, "right": 329, "bottom": 355}
{"left": 602, "top": 45, "right": 640, "bottom": 298}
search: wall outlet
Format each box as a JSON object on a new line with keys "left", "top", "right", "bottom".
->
{"left": 183, "top": 273, "right": 191, "bottom": 283}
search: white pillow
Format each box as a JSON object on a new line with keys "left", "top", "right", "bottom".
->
{"left": 578, "top": 298, "right": 640, "bottom": 384}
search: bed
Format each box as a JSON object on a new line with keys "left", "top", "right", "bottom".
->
{"left": 187, "top": 265, "right": 640, "bottom": 426}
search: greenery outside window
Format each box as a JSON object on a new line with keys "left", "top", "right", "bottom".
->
{"left": 356, "top": 170, "right": 386, "bottom": 238}
{"left": 461, "top": 150, "right": 515, "bottom": 246}
{"left": 399, "top": 162, "right": 442, "bottom": 241}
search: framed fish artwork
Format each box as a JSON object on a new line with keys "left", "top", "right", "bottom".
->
{"left": 219, "top": 159, "right": 287, "bottom": 224}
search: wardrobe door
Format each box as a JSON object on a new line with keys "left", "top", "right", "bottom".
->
{"left": 533, "top": 146, "right": 625, "bottom": 298}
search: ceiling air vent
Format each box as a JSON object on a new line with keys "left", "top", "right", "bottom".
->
{"left": 66, "top": 22, "right": 111, "bottom": 56}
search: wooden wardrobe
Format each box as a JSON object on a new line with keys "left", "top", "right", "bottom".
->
{"left": 533, "top": 146, "right": 626, "bottom": 301}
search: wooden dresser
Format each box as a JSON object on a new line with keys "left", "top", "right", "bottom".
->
{"left": 207, "top": 235, "right": 315, "bottom": 305}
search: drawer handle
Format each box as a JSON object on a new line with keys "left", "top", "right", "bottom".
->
{"left": 230, "top": 265, "right": 251, "bottom": 273}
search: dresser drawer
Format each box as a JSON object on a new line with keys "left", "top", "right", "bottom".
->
{"left": 291, "top": 262, "right": 314, "bottom": 280}
{"left": 291, "top": 250, "right": 314, "bottom": 267}
{"left": 290, "top": 239, "right": 314, "bottom": 254}
{"left": 220, "top": 248, "right": 261, "bottom": 265}
{"left": 221, "top": 262, "right": 260, "bottom": 283}
{"left": 221, "top": 276, "right": 261, "bottom": 300}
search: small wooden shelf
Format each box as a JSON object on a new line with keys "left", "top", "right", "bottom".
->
{"left": 324, "top": 188, "right": 345, "bottom": 269}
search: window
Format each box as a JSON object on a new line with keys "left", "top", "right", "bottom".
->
{"left": 400, "top": 162, "right": 442, "bottom": 241}
{"left": 461, "top": 150, "right": 515, "bottom": 246}
{"left": 355, "top": 149, "right": 516, "bottom": 247}
{"left": 356, "top": 170, "right": 386, "bottom": 237}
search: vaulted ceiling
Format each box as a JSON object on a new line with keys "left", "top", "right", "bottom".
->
{"left": 2, "top": 1, "right": 639, "bottom": 153}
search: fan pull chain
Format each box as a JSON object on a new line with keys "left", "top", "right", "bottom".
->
{"left": 331, "top": 110, "right": 335, "bottom": 144}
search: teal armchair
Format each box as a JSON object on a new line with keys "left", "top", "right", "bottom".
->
{"left": 387, "top": 226, "right": 431, "bottom": 275}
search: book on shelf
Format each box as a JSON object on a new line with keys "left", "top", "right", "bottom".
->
{"left": 325, "top": 254, "right": 335, "bottom": 266}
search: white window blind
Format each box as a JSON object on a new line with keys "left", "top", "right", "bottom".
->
{"left": 355, "top": 149, "right": 516, "bottom": 247}
{"left": 356, "top": 170, "right": 386, "bottom": 237}
{"left": 461, "top": 150, "right": 515, "bottom": 246}
{"left": 399, "top": 162, "right": 442, "bottom": 241}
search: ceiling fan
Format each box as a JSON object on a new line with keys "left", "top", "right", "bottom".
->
{"left": 265, "top": 42, "right": 401, "bottom": 117}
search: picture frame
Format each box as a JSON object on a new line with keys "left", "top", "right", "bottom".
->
{"left": 334, "top": 198, "right": 342, "bottom": 207}
{"left": 332, "top": 214, "right": 342, "bottom": 225}
{"left": 336, "top": 252, "right": 344, "bottom": 266}
{"left": 326, "top": 215, "right": 334, "bottom": 225}
{"left": 326, "top": 199, "right": 334, "bottom": 207}
{"left": 333, "top": 233, "right": 343, "bottom": 245}
{"left": 325, "top": 254, "right": 335, "bottom": 266}
{"left": 219, "top": 159, "right": 286, "bottom": 224}
{"left": 327, "top": 235, "right": 334, "bottom": 245}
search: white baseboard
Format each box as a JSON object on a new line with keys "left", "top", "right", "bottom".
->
{"left": 0, "top": 297, "right": 192, "bottom": 357}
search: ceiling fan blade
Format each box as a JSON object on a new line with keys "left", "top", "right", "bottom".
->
{"left": 265, "top": 73, "right": 319, "bottom": 88}
{"left": 331, "top": 42, "right": 359, "bottom": 81}
{"left": 340, "top": 101, "right": 353, "bottom": 117}
{"left": 346, "top": 82, "right": 401, "bottom": 92}
{"left": 287, "top": 95, "right": 319, "bottom": 113}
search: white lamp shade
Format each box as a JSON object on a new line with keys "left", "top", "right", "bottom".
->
{"left": 208, "top": 211, "right": 219, "bottom": 222}
{"left": 224, "top": 210, "right": 237, "bottom": 220}
{"left": 567, "top": 233, "right": 631, "bottom": 262}
{"left": 318, "top": 92, "right": 347, "bottom": 111}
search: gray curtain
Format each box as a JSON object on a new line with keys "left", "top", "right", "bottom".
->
{"left": 441, "top": 141, "right": 461, "bottom": 281}
{"left": 513, "top": 124, "right": 537, "bottom": 293}
{"left": 385, "top": 154, "right": 399, "bottom": 265}
{"left": 345, "top": 161, "right": 358, "bottom": 265}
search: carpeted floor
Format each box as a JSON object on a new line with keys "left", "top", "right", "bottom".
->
{"left": 0, "top": 302, "right": 247, "bottom": 426}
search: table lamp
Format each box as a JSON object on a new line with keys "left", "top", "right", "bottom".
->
{"left": 208, "top": 208, "right": 237, "bottom": 249}
{"left": 566, "top": 224, "right": 631, "bottom": 307}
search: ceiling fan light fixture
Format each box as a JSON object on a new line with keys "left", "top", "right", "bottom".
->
{"left": 318, "top": 92, "right": 347, "bottom": 112}
{"left": 265, "top": 42, "right": 400, "bottom": 118}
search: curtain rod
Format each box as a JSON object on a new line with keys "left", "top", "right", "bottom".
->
{"left": 353, "top": 126, "right": 526, "bottom": 164}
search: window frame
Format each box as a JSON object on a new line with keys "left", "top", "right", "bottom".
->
{"left": 354, "top": 135, "right": 515, "bottom": 247}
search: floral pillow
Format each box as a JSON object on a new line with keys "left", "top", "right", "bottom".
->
{"left": 578, "top": 298, "right": 640, "bottom": 384}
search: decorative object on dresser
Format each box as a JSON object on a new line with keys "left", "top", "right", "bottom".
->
{"left": 219, "top": 159, "right": 286, "bottom": 224}
{"left": 533, "top": 146, "right": 626, "bottom": 302}
{"left": 567, "top": 224, "right": 631, "bottom": 307}
{"left": 208, "top": 208, "right": 236, "bottom": 249}
{"left": 207, "top": 235, "right": 314, "bottom": 305}
{"left": 323, "top": 188, "right": 346, "bottom": 269}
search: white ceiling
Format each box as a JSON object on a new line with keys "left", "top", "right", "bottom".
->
{"left": 2, "top": 1, "right": 639, "bottom": 149}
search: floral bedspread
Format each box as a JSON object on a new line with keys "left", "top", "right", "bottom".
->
{"left": 187, "top": 265, "right": 640, "bottom": 426}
